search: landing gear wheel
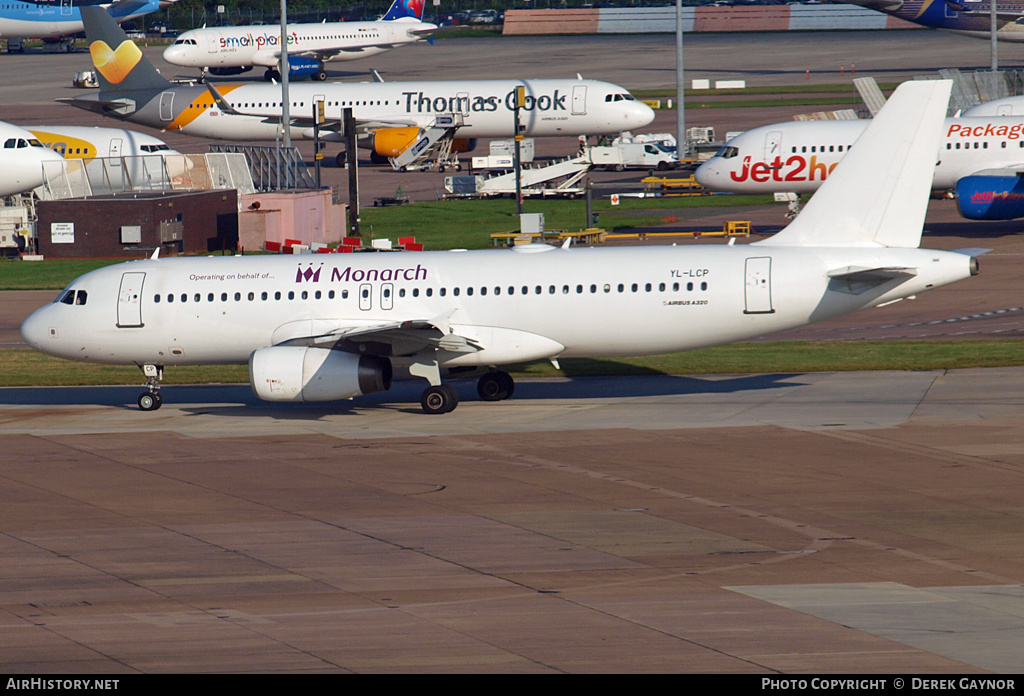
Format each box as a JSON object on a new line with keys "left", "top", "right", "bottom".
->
{"left": 314, "top": 70, "right": 327, "bottom": 81}
{"left": 477, "top": 371, "right": 514, "bottom": 401}
{"left": 421, "top": 383, "right": 459, "bottom": 414}
{"left": 138, "top": 392, "right": 162, "bottom": 411}
{"left": 336, "top": 151, "right": 347, "bottom": 167}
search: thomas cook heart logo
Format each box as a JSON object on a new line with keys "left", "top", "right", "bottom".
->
{"left": 89, "top": 40, "right": 142, "bottom": 84}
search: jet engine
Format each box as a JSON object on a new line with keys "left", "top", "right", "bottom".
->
{"left": 955, "top": 175, "right": 1024, "bottom": 220}
{"left": 249, "top": 346, "right": 392, "bottom": 402}
{"left": 368, "top": 127, "right": 422, "bottom": 158}
{"left": 209, "top": 66, "right": 253, "bottom": 76}
{"left": 286, "top": 55, "right": 327, "bottom": 81}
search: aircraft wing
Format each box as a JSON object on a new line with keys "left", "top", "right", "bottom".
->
{"left": 280, "top": 319, "right": 482, "bottom": 358}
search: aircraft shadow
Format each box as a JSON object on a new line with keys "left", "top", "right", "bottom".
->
{"left": 0, "top": 373, "right": 804, "bottom": 416}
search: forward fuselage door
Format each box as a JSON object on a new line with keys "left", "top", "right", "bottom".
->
{"left": 743, "top": 257, "right": 774, "bottom": 314}
{"left": 764, "top": 131, "right": 783, "bottom": 161}
{"left": 572, "top": 85, "right": 587, "bottom": 115}
{"left": 117, "top": 272, "right": 146, "bottom": 327}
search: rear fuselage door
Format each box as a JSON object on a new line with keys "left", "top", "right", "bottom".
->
{"left": 743, "top": 257, "right": 774, "bottom": 314}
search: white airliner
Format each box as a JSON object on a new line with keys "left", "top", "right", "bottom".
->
{"left": 26, "top": 125, "right": 178, "bottom": 159}
{"left": 694, "top": 113, "right": 1024, "bottom": 221}
{"left": 64, "top": 7, "right": 654, "bottom": 165}
{"left": 0, "top": 121, "right": 65, "bottom": 197}
{"left": 163, "top": 0, "right": 437, "bottom": 82}
{"left": 0, "top": 0, "right": 163, "bottom": 39}
{"left": 21, "top": 80, "right": 983, "bottom": 414}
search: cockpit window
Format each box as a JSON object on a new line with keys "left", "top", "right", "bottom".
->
{"left": 604, "top": 93, "right": 636, "bottom": 102}
{"left": 715, "top": 146, "right": 739, "bottom": 159}
{"left": 56, "top": 289, "right": 87, "bottom": 306}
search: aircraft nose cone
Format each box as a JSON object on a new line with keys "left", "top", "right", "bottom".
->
{"left": 632, "top": 102, "right": 655, "bottom": 128}
{"left": 693, "top": 160, "right": 716, "bottom": 187}
{"left": 20, "top": 306, "right": 52, "bottom": 352}
{"left": 163, "top": 45, "right": 183, "bottom": 64}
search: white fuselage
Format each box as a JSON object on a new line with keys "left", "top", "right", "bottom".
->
{"left": 694, "top": 116, "right": 1024, "bottom": 194}
{"left": 0, "top": 1, "right": 156, "bottom": 39}
{"left": 27, "top": 125, "right": 179, "bottom": 159}
{"left": 21, "top": 243, "right": 974, "bottom": 370}
{"left": 163, "top": 17, "right": 436, "bottom": 69}
{"left": 143, "top": 78, "right": 655, "bottom": 141}
{"left": 0, "top": 121, "right": 65, "bottom": 197}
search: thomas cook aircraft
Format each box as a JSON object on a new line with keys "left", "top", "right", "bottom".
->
{"left": 22, "top": 80, "right": 984, "bottom": 414}
{"left": 26, "top": 125, "right": 178, "bottom": 159}
{"left": 694, "top": 112, "right": 1024, "bottom": 221}
{"left": 62, "top": 7, "right": 655, "bottom": 167}
{"left": 163, "top": 0, "right": 438, "bottom": 82}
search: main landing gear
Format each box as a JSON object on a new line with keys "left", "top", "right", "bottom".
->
{"left": 412, "top": 362, "right": 515, "bottom": 414}
{"left": 137, "top": 364, "right": 163, "bottom": 411}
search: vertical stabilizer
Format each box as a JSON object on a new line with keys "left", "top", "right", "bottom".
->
{"left": 381, "top": 0, "right": 425, "bottom": 21}
{"left": 80, "top": 6, "right": 172, "bottom": 94}
{"left": 760, "top": 80, "right": 952, "bottom": 249}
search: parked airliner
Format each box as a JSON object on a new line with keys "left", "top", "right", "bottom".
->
{"left": 0, "top": 120, "right": 65, "bottom": 196}
{"left": 843, "top": 0, "right": 1024, "bottom": 42}
{"left": 63, "top": 7, "right": 654, "bottom": 164}
{"left": 27, "top": 124, "right": 178, "bottom": 159}
{"left": 0, "top": 0, "right": 163, "bottom": 40}
{"left": 694, "top": 113, "right": 1024, "bottom": 220}
{"left": 21, "top": 80, "right": 982, "bottom": 414}
{"left": 163, "top": 0, "right": 437, "bottom": 82}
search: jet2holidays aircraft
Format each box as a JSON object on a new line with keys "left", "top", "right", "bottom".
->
{"left": 63, "top": 7, "right": 655, "bottom": 167}
{"left": 163, "top": 0, "right": 437, "bottom": 82}
{"left": 694, "top": 112, "right": 1024, "bottom": 221}
{"left": 22, "top": 80, "right": 983, "bottom": 414}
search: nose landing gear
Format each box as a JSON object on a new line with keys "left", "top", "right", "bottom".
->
{"left": 137, "top": 364, "right": 164, "bottom": 411}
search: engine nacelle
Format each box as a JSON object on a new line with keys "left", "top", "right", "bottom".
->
{"left": 452, "top": 138, "right": 477, "bottom": 154}
{"left": 369, "top": 127, "right": 422, "bottom": 157}
{"left": 249, "top": 346, "right": 392, "bottom": 402}
{"left": 209, "top": 66, "right": 252, "bottom": 76}
{"left": 287, "top": 55, "right": 326, "bottom": 80}
{"left": 955, "top": 175, "right": 1024, "bottom": 220}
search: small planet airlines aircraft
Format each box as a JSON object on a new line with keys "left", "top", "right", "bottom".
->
{"left": 22, "top": 80, "right": 983, "bottom": 414}
{"left": 63, "top": 7, "right": 654, "bottom": 163}
{"left": 0, "top": 121, "right": 65, "bottom": 196}
{"left": 694, "top": 113, "right": 1024, "bottom": 221}
{"left": 163, "top": 0, "right": 438, "bottom": 82}
{"left": 0, "top": 0, "right": 164, "bottom": 40}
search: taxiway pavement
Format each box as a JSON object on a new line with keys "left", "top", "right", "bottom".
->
{"left": 2, "top": 29, "right": 1024, "bottom": 674}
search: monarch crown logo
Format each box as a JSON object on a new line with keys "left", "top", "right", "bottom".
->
{"left": 295, "top": 263, "right": 323, "bottom": 283}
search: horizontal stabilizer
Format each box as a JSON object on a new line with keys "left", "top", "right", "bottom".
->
{"left": 827, "top": 265, "right": 918, "bottom": 281}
